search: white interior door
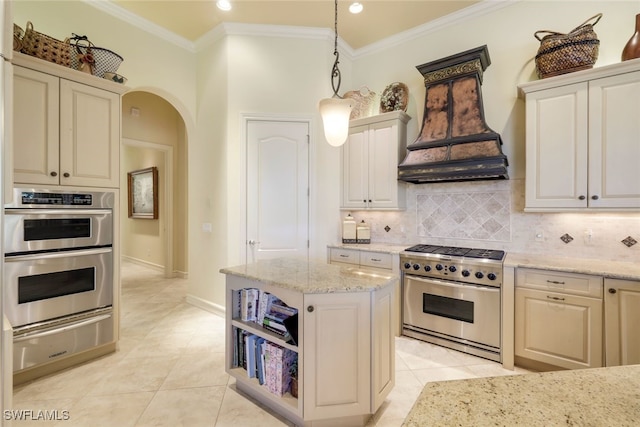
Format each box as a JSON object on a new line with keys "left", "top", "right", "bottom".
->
{"left": 247, "top": 120, "right": 309, "bottom": 262}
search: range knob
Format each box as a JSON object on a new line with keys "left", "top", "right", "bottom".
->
{"left": 435, "top": 264, "right": 444, "bottom": 271}
{"left": 448, "top": 265, "right": 457, "bottom": 273}
{"left": 475, "top": 271, "right": 484, "bottom": 279}
{"left": 462, "top": 270, "right": 470, "bottom": 277}
{"left": 424, "top": 265, "right": 432, "bottom": 272}
{"left": 404, "top": 262, "right": 411, "bottom": 270}
{"left": 488, "top": 273, "right": 497, "bottom": 281}
{"left": 412, "top": 264, "right": 421, "bottom": 271}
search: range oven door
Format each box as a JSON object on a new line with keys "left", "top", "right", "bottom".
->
{"left": 4, "top": 208, "right": 112, "bottom": 253}
{"left": 403, "top": 275, "right": 500, "bottom": 348}
{"left": 3, "top": 247, "right": 113, "bottom": 327}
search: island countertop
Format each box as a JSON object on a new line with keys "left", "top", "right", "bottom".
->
{"left": 403, "top": 364, "right": 640, "bottom": 426}
{"left": 220, "top": 257, "right": 397, "bottom": 294}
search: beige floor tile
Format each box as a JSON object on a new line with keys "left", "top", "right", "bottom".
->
{"left": 213, "top": 385, "right": 293, "bottom": 427}
{"left": 57, "top": 391, "right": 154, "bottom": 427}
{"left": 135, "top": 386, "right": 225, "bottom": 427}
{"left": 161, "top": 352, "right": 229, "bottom": 390}
{"left": 88, "top": 356, "right": 178, "bottom": 396}
{"left": 7, "top": 398, "right": 76, "bottom": 427}
{"left": 411, "top": 366, "right": 477, "bottom": 385}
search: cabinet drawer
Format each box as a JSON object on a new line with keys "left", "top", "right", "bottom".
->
{"left": 359, "top": 251, "right": 392, "bottom": 270}
{"left": 516, "top": 268, "right": 602, "bottom": 298}
{"left": 330, "top": 248, "right": 359, "bottom": 265}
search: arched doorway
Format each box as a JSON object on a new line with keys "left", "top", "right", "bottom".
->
{"left": 120, "top": 90, "right": 190, "bottom": 278}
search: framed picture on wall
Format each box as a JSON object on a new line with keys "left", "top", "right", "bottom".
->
{"left": 128, "top": 166, "right": 158, "bottom": 219}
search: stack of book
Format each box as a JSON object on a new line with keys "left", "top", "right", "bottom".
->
{"left": 262, "top": 302, "right": 298, "bottom": 344}
{"left": 236, "top": 289, "right": 298, "bottom": 345}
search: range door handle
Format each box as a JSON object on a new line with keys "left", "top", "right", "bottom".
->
{"left": 13, "top": 313, "right": 112, "bottom": 342}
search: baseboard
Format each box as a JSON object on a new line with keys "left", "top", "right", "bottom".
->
{"left": 121, "top": 255, "right": 164, "bottom": 272}
{"left": 186, "top": 294, "right": 225, "bottom": 318}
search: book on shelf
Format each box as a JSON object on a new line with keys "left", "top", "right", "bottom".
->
{"left": 246, "top": 334, "right": 258, "bottom": 378}
{"left": 256, "top": 292, "right": 280, "bottom": 324}
{"left": 256, "top": 337, "right": 266, "bottom": 385}
{"left": 270, "top": 302, "right": 298, "bottom": 317}
{"left": 264, "top": 342, "right": 297, "bottom": 397}
{"left": 240, "top": 288, "right": 259, "bottom": 321}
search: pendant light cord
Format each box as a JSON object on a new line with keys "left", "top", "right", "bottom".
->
{"left": 330, "top": 0, "right": 342, "bottom": 97}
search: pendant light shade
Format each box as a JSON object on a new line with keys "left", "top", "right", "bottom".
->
{"left": 319, "top": 0, "right": 352, "bottom": 147}
{"left": 319, "top": 97, "right": 353, "bottom": 147}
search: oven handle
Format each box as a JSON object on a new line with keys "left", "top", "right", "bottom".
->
{"left": 4, "top": 209, "right": 112, "bottom": 216}
{"left": 13, "top": 314, "right": 112, "bottom": 342}
{"left": 4, "top": 247, "right": 112, "bottom": 262}
{"left": 405, "top": 274, "right": 500, "bottom": 291}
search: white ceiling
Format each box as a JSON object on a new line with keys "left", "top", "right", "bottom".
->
{"left": 111, "top": 0, "right": 480, "bottom": 49}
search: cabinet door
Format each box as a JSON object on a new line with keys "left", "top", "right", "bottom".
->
{"left": 588, "top": 71, "right": 640, "bottom": 208}
{"left": 515, "top": 288, "right": 602, "bottom": 370}
{"left": 368, "top": 120, "right": 400, "bottom": 209}
{"left": 59, "top": 80, "right": 120, "bottom": 188}
{"left": 341, "top": 125, "right": 368, "bottom": 209}
{"left": 13, "top": 66, "right": 60, "bottom": 185}
{"left": 605, "top": 279, "right": 640, "bottom": 366}
{"left": 303, "top": 292, "right": 370, "bottom": 420}
{"left": 372, "top": 285, "right": 394, "bottom": 411}
{"left": 524, "top": 82, "right": 588, "bottom": 210}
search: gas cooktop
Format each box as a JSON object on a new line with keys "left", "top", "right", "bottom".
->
{"left": 403, "top": 244, "right": 505, "bottom": 261}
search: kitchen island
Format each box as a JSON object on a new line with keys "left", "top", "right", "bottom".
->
{"left": 403, "top": 364, "right": 640, "bottom": 426}
{"left": 220, "top": 258, "right": 397, "bottom": 426}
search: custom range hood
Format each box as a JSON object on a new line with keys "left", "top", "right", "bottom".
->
{"left": 398, "top": 45, "right": 509, "bottom": 183}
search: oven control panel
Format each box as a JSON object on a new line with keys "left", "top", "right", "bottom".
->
{"left": 401, "top": 256, "right": 502, "bottom": 288}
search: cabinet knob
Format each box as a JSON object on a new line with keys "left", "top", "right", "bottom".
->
{"left": 50, "top": 171, "right": 57, "bottom": 177}
{"left": 368, "top": 200, "right": 372, "bottom": 203}
{"left": 307, "top": 305, "right": 314, "bottom": 313}
{"left": 63, "top": 172, "right": 70, "bottom": 178}
{"left": 608, "top": 288, "right": 617, "bottom": 294}
{"left": 578, "top": 195, "right": 586, "bottom": 200}
{"left": 591, "top": 195, "right": 599, "bottom": 200}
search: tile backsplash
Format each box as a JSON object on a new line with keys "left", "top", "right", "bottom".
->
{"left": 341, "top": 179, "right": 640, "bottom": 263}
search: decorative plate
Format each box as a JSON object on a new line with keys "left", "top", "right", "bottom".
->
{"left": 343, "top": 86, "right": 377, "bottom": 120}
{"left": 380, "top": 82, "right": 409, "bottom": 113}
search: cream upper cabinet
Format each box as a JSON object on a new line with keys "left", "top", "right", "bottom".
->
{"left": 604, "top": 278, "right": 640, "bottom": 367}
{"left": 12, "top": 55, "right": 123, "bottom": 188}
{"left": 341, "top": 111, "right": 410, "bottom": 210}
{"left": 515, "top": 269, "right": 603, "bottom": 370}
{"left": 518, "top": 60, "right": 640, "bottom": 211}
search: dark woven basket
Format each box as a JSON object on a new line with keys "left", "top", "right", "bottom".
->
{"left": 534, "top": 14, "right": 602, "bottom": 79}
{"left": 70, "top": 44, "right": 123, "bottom": 78}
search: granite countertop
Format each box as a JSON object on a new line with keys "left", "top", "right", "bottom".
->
{"left": 327, "top": 242, "right": 409, "bottom": 254}
{"left": 403, "top": 365, "right": 640, "bottom": 426}
{"left": 220, "top": 258, "right": 397, "bottom": 294}
{"left": 505, "top": 253, "right": 640, "bottom": 281}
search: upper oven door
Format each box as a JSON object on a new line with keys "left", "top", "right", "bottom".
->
{"left": 403, "top": 275, "right": 501, "bottom": 348}
{"left": 4, "top": 208, "right": 112, "bottom": 253}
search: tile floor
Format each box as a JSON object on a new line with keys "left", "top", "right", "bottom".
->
{"left": 12, "top": 261, "right": 530, "bottom": 426}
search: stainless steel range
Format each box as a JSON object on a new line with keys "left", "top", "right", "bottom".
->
{"left": 400, "top": 244, "right": 505, "bottom": 362}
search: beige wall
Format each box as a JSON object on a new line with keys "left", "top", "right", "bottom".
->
{"left": 12, "top": 1, "right": 640, "bottom": 312}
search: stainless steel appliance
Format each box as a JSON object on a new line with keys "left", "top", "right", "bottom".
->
{"left": 4, "top": 188, "right": 114, "bottom": 371}
{"left": 401, "top": 244, "right": 505, "bottom": 362}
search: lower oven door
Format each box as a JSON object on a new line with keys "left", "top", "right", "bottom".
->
{"left": 3, "top": 247, "right": 113, "bottom": 327}
{"left": 13, "top": 307, "right": 113, "bottom": 372}
{"left": 403, "top": 275, "right": 500, "bottom": 348}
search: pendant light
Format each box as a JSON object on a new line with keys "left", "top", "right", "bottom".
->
{"left": 319, "top": 0, "right": 353, "bottom": 147}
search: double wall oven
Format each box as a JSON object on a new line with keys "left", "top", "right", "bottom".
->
{"left": 401, "top": 244, "right": 505, "bottom": 362}
{"left": 4, "top": 188, "right": 114, "bottom": 372}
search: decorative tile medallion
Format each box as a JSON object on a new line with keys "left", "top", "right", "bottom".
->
{"left": 416, "top": 191, "right": 511, "bottom": 242}
{"left": 560, "top": 233, "right": 574, "bottom": 244}
{"left": 622, "top": 236, "right": 638, "bottom": 247}
{"left": 384, "top": 225, "right": 391, "bottom": 232}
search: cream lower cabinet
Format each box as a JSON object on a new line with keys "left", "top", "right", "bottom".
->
{"left": 341, "top": 111, "right": 410, "bottom": 210}
{"left": 604, "top": 278, "right": 640, "bottom": 366}
{"left": 518, "top": 60, "right": 640, "bottom": 211}
{"left": 515, "top": 269, "right": 603, "bottom": 370}
{"left": 13, "top": 56, "right": 121, "bottom": 188}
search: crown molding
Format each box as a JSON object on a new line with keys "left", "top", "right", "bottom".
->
{"left": 85, "top": 0, "right": 196, "bottom": 52}
{"left": 88, "top": 0, "right": 520, "bottom": 58}
{"left": 353, "top": 0, "right": 520, "bottom": 58}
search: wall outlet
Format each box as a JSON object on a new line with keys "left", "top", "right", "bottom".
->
{"left": 202, "top": 223, "right": 212, "bottom": 233}
{"left": 534, "top": 230, "right": 544, "bottom": 241}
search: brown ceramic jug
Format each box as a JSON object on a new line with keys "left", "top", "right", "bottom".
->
{"left": 622, "top": 14, "right": 640, "bottom": 61}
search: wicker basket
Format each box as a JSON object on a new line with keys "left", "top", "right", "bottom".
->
{"left": 13, "top": 24, "right": 24, "bottom": 52}
{"left": 70, "top": 43, "right": 123, "bottom": 78}
{"left": 19, "top": 21, "right": 72, "bottom": 67}
{"left": 534, "top": 14, "right": 602, "bottom": 79}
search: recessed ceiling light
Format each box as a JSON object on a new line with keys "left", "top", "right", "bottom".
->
{"left": 349, "top": 2, "right": 363, "bottom": 14}
{"left": 216, "top": 0, "right": 232, "bottom": 11}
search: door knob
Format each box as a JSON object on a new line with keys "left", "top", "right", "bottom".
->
{"left": 608, "top": 288, "right": 617, "bottom": 294}
{"left": 63, "top": 172, "right": 70, "bottom": 178}
{"left": 50, "top": 171, "right": 57, "bottom": 177}
{"left": 248, "top": 240, "right": 260, "bottom": 246}
{"left": 591, "top": 195, "right": 599, "bottom": 200}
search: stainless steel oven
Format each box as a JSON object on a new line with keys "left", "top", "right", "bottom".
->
{"left": 401, "top": 245, "right": 505, "bottom": 362}
{"left": 4, "top": 188, "right": 115, "bottom": 371}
